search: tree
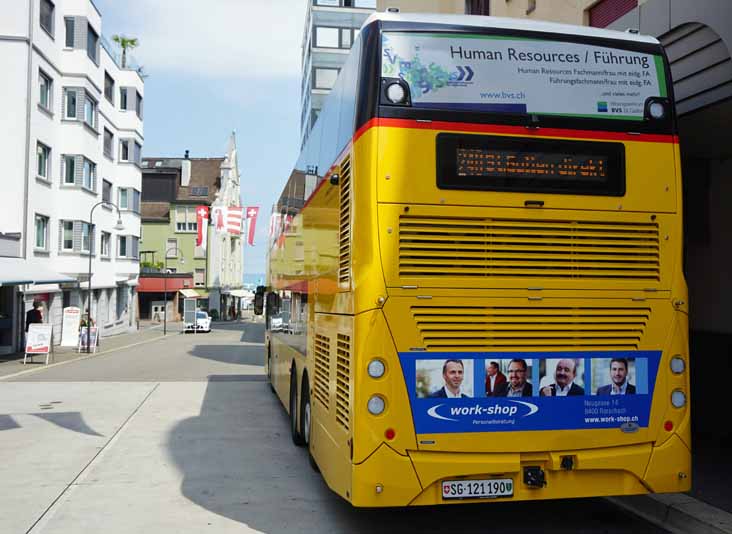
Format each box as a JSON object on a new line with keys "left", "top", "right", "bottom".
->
{"left": 111, "top": 34, "right": 138, "bottom": 68}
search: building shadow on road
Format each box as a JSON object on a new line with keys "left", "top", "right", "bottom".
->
{"left": 166, "top": 376, "right": 663, "bottom": 534}
{"left": 187, "top": 345, "right": 263, "bottom": 367}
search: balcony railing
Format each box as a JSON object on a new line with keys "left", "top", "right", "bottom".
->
{"left": 101, "top": 34, "right": 142, "bottom": 72}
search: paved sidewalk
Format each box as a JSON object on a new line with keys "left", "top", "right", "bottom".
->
{"left": 0, "top": 327, "right": 174, "bottom": 380}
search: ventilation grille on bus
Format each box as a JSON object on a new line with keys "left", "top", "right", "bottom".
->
{"left": 313, "top": 334, "right": 330, "bottom": 410}
{"left": 338, "top": 157, "right": 352, "bottom": 288}
{"left": 411, "top": 305, "right": 651, "bottom": 350}
{"left": 335, "top": 333, "right": 351, "bottom": 431}
{"left": 399, "top": 216, "right": 660, "bottom": 280}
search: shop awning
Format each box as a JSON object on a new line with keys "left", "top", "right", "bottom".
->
{"left": 195, "top": 290, "right": 210, "bottom": 298}
{"left": 228, "top": 289, "right": 254, "bottom": 298}
{"left": 179, "top": 289, "right": 199, "bottom": 298}
{"left": 0, "top": 258, "right": 76, "bottom": 287}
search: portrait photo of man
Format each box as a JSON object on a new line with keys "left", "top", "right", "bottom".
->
{"left": 485, "top": 360, "right": 506, "bottom": 396}
{"left": 495, "top": 358, "right": 533, "bottom": 397}
{"left": 429, "top": 359, "right": 470, "bottom": 398}
{"left": 596, "top": 358, "right": 636, "bottom": 395}
{"left": 540, "top": 358, "right": 585, "bottom": 396}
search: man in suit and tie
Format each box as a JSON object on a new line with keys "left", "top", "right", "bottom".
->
{"left": 430, "top": 359, "right": 470, "bottom": 398}
{"left": 596, "top": 358, "right": 636, "bottom": 395}
{"left": 495, "top": 358, "right": 533, "bottom": 397}
{"left": 540, "top": 358, "right": 585, "bottom": 396}
{"left": 485, "top": 360, "right": 506, "bottom": 396}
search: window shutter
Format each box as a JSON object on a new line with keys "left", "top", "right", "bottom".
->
{"left": 132, "top": 237, "right": 139, "bottom": 259}
{"left": 120, "top": 88, "right": 128, "bottom": 110}
{"left": 61, "top": 90, "right": 66, "bottom": 118}
{"left": 74, "top": 155, "right": 83, "bottom": 186}
{"left": 73, "top": 16, "right": 86, "bottom": 49}
{"left": 58, "top": 220, "right": 63, "bottom": 252}
{"left": 73, "top": 220, "right": 82, "bottom": 252}
{"left": 92, "top": 164, "right": 98, "bottom": 193}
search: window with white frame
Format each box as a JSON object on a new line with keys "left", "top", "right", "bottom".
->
{"left": 120, "top": 139, "right": 129, "bottom": 161}
{"left": 64, "top": 17, "right": 74, "bottom": 47}
{"left": 36, "top": 142, "right": 50, "bottom": 179}
{"left": 315, "top": 26, "right": 339, "bottom": 48}
{"left": 65, "top": 89, "right": 76, "bottom": 119}
{"left": 119, "top": 188, "right": 128, "bottom": 209}
{"left": 101, "top": 231, "right": 110, "bottom": 257}
{"left": 118, "top": 235, "right": 127, "bottom": 257}
{"left": 175, "top": 206, "right": 197, "bottom": 232}
{"left": 194, "top": 268, "right": 206, "bottom": 287}
{"left": 102, "top": 179, "right": 112, "bottom": 202}
{"left": 166, "top": 238, "right": 178, "bottom": 258}
{"left": 87, "top": 23, "right": 98, "bottom": 63}
{"left": 40, "top": 0, "right": 54, "bottom": 36}
{"left": 61, "top": 220, "right": 73, "bottom": 250}
{"left": 314, "top": 67, "right": 339, "bottom": 90}
{"left": 104, "top": 71, "right": 114, "bottom": 103}
{"left": 81, "top": 222, "right": 91, "bottom": 252}
{"left": 82, "top": 158, "right": 95, "bottom": 190}
{"left": 39, "top": 70, "right": 52, "bottom": 111}
{"left": 120, "top": 87, "right": 127, "bottom": 110}
{"left": 133, "top": 141, "right": 142, "bottom": 165}
{"left": 103, "top": 128, "right": 113, "bottom": 158}
{"left": 35, "top": 214, "right": 49, "bottom": 250}
{"left": 84, "top": 92, "right": 96, "bottom": 128}
{"left": 136, "top": 93, "right": 143, "bottom": 119}
{"left": 63, "top": 155, "right": 75, "bottom": 184}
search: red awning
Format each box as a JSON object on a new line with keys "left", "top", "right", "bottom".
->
{"left": 137, "top": 276, "right": 194, "bottom": 292}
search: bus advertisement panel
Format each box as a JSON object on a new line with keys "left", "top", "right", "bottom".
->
{"left": 381, "top": 32, "right": 667, "bottom": 119}
{"left": 402, "top": 351, "right": 660, "bottom": 433}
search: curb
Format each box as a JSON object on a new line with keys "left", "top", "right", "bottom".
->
{"left": 608, "top": 494, "right": 732, "bottom": 534}
{"left": 0, "top": 333, "right": 168, "bottom": 381}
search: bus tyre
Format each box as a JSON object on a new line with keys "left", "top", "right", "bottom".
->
{"left": 300, "top": 375, "right": 320, "bottom": 472}
{"left": 290, "top": 368, "right": 305, "bottom": 446}
{"left": 266, "top": 347, "right": 275, "bottom": 394}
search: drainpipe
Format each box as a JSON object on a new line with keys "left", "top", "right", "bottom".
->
{"left": 22, "top": 0, "right": 35, "bottom": 260}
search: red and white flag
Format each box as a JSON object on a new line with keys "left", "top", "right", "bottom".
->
{"left": 195, "top": 205, "right": 209, "bottom": 250}
{"left": 245, "top": 206, "right": 259, "bottom": 246}
{"left": 227, "top": 206, "right": 243, "bottom": 235}
{"left": 212, "top": 206, "right": 226, "bottom": 233}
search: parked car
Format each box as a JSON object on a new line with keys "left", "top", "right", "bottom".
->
{"left": 185, "top": 311, "right": 211, "bottom": 333}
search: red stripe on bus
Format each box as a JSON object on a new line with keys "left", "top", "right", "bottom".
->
{"left": 354, "top": 117, "right": 678, "bottom": 144}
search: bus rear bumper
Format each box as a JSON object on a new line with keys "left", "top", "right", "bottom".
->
{"left": 350, "top": 437, "right": 690, "bottom": 507}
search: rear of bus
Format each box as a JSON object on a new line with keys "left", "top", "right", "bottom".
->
{"left": 345, "top": 14, "right": 691, "bottom": 506}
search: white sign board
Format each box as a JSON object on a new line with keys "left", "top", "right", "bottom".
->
{"left": 382, "top": 32, "right": 666, "bottom": 119}
{"left": 61, "top": 306, "right": 81, "bottom": 347}
{"left": 24, "top": 323, "right": 53, "bottom": 364}
{"left": 78, "top": 326, "right": 99, "bottom": 353}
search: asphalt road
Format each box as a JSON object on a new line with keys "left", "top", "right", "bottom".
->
{"left": 0, "top": 321, "right": 666, "bottom": 533}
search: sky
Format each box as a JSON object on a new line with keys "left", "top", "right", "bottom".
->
{"left": 95, "top": 0, "right": 309, "bottom": 277}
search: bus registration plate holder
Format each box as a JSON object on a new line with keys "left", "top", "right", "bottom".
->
{"left": 442, "top": 478, "right": 514, "bottom": 500}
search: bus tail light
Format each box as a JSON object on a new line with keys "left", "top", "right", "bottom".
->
{"left": 664, "top": 420, "right": 674, "bottom": 431}
{"left": 385, "top": 428, "right": 396, "bottom": 440}
{"left": 381, "top": 78, "right": 411, "bottom": 106}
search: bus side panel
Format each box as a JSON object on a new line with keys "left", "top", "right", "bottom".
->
{"left": 309, "top": 312, "right": 354, "bottom": 502}
{"left": 269, "top": 334, "right": 305, "bottom": 413}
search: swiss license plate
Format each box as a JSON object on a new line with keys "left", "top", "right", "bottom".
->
{"left": 441, "top": 478, "right": 514, "bottom": 500}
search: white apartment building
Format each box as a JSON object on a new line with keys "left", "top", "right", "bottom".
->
{"left": 300, "top": 0, "right": 376, "bottom": 148}
{"left": 0, "top": 0, "right": 144, "bottom": 352}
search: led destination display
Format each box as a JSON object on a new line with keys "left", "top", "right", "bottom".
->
{"left": 437, "top": 133, "right": 625, "bottom": 196}
{"left": 457, "top": 148, "right": 609, "bottom": 182}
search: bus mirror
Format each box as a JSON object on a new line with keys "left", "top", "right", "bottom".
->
{"left": 253, "top": 286, "right": 265, "bottom": 315}
{"left": 330, "top": 173, "right": 340, "bottom": 186}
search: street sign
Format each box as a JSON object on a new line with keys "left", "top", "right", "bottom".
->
{"left": 24, "top": 323, "right": 53, "bottom": 365}
{"left": 61, "top": 307, "right": 81, "bottom": 347}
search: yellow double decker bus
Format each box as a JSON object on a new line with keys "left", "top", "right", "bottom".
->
{"left": 258, "top": 12, "right": 690, "bottom": 507}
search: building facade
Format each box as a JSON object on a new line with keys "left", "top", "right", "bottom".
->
{"left": 140, "top": 136, "right": 244, "bottom": 321}
{"left": 300, "top": 0, "right": 376, "bottom": 148}
{"left": 0, "top": 0, "right": 144, "bottom": 352}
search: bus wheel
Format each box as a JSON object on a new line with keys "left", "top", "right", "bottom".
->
{"left": 290, "top": 367, "right": 305, "bottom": 446}
{"left": 300, "top": 374, "right": 320, "bottom": 472}
{"left": 266, "top": 347, "right": 275, "bottom": 393}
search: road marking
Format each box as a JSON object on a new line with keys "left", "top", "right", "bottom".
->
{"left": 0, "top": 335, "right": 168, "bottom": 381}
{"left": 26, "top": 383, "right": 161, "bottom": 534}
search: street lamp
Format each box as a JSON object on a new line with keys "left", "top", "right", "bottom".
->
{"left": 163, "top": 246, "right": 184, "bottom": 335}
{"left": 87, "top": 201, "right": 124, "bottom": 353}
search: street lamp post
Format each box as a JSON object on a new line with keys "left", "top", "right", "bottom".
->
{"left": 87, "top": 201, "right": 125, "bottom": 353}
{"left": 163, "top": 246, "right": 183, "bottom": 335}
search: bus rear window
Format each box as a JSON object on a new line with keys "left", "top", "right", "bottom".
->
{"left": 436, "top": 133, "right": 625, "bottom": 196}
{"left": 382, "top": 31, "right": 667, "bottom": 121}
